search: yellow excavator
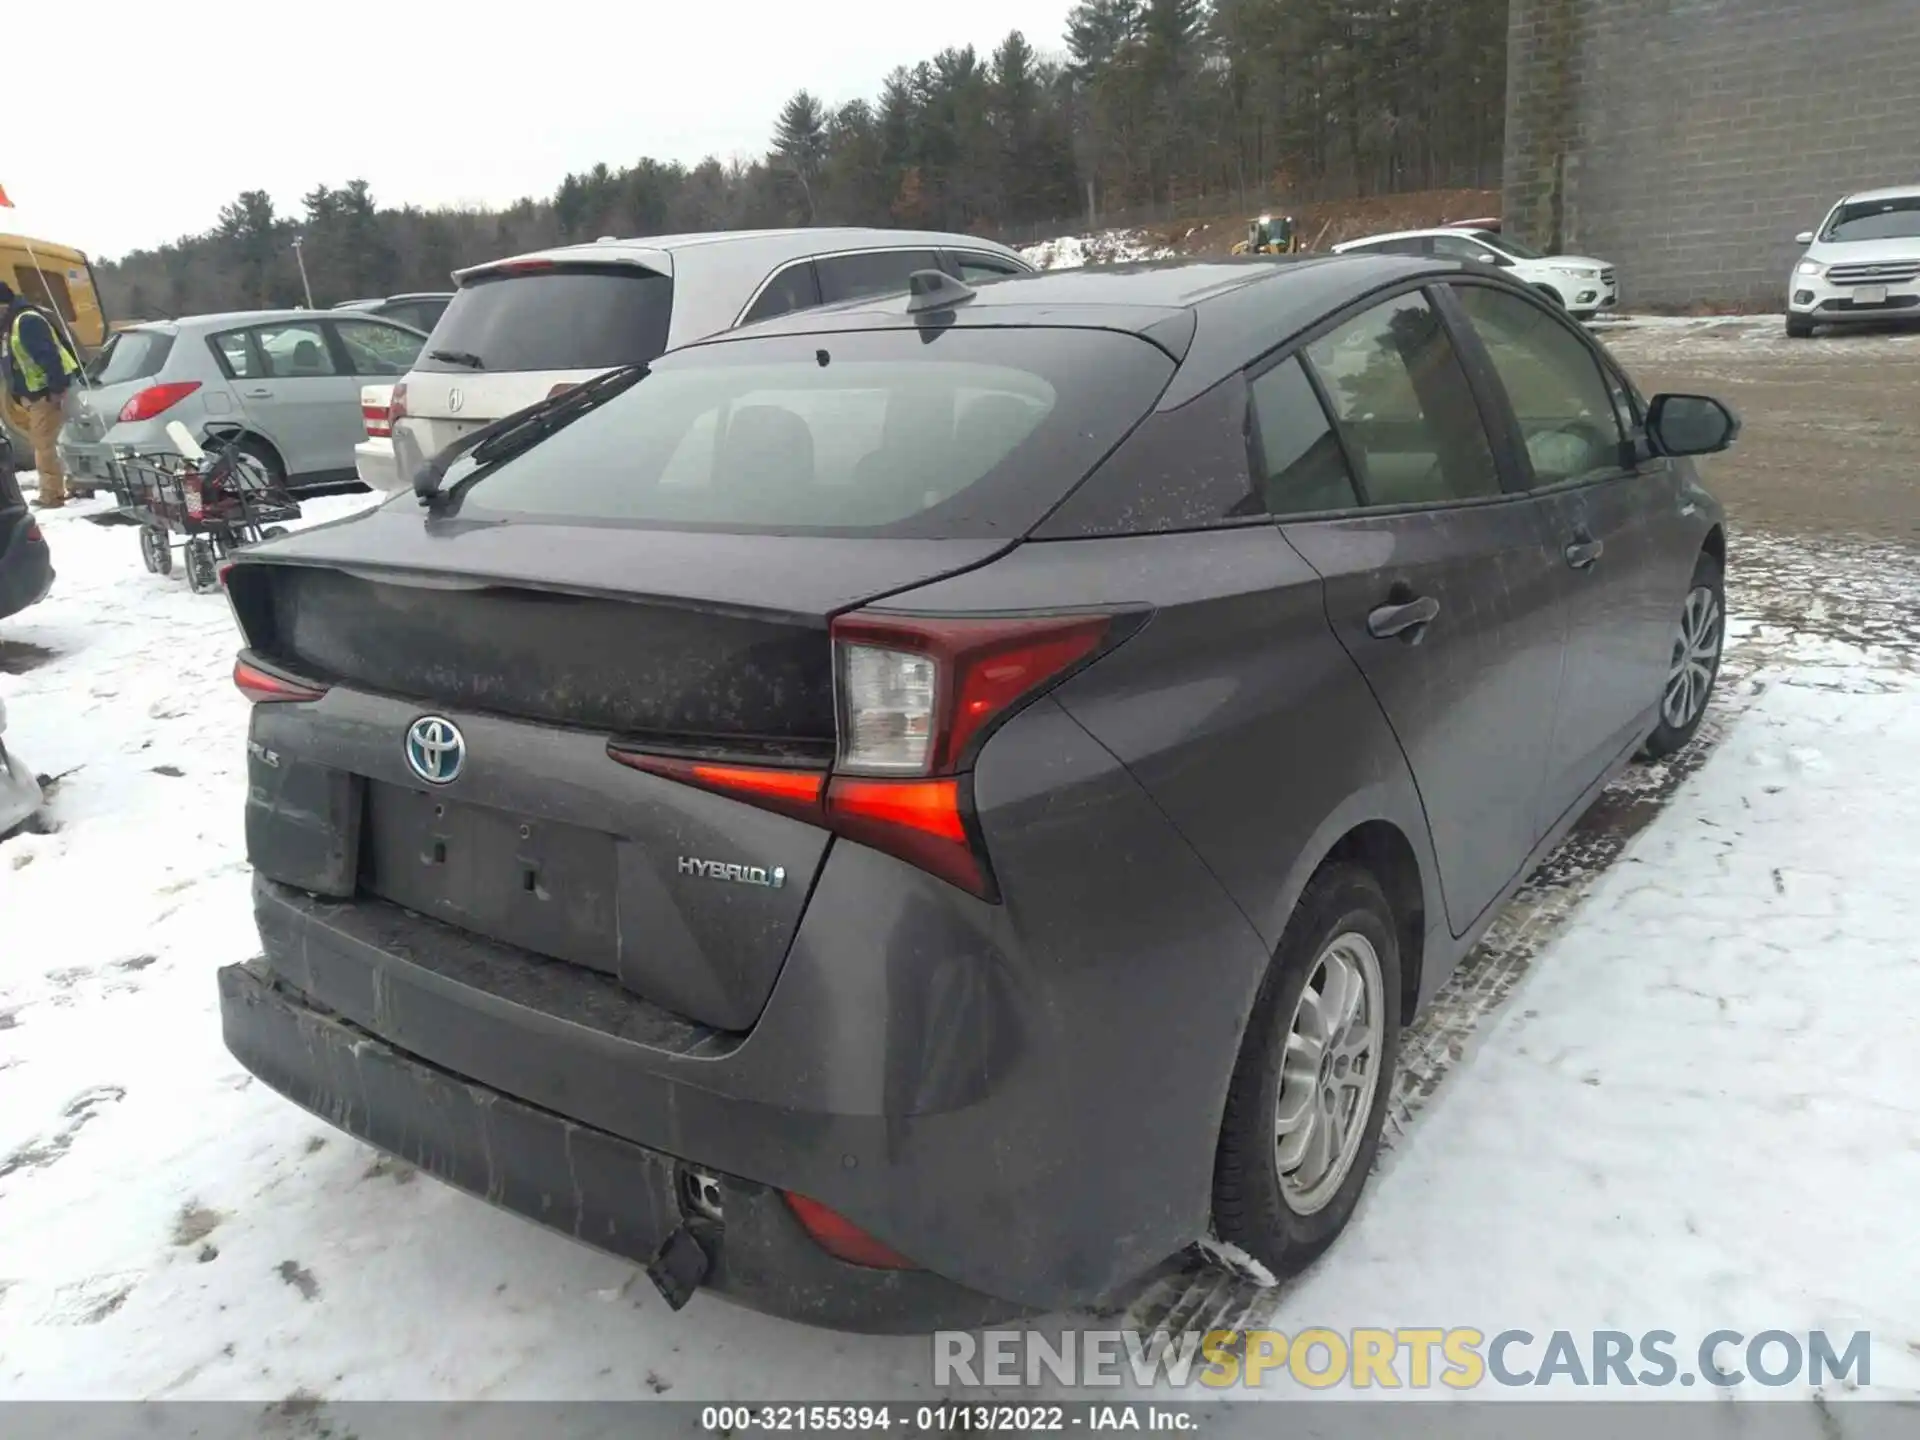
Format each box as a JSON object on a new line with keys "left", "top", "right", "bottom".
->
{"left": 1231, "top": 214, "right": 1302, "bottom": 256}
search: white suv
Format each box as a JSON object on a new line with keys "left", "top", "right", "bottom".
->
{"left": 1333, "top": 228, "right": 1620, "bottom": 319}
{"left": 1787, "top": 185, "right": 1920, "bottom": 338}
{"left": 373, "top": 229, "right": 1032, "bottom": 496}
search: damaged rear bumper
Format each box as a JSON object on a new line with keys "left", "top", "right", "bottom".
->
{"left": 219, "top": 956, "right": 1018, "bottom": 1333}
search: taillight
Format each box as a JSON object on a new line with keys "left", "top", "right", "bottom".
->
{"left": 388, "top": 381, "right": 409, "bottom": 427}
{"left": 25, "top": 520, "right": 41, "bottom": 542}
{"left": 782, "top": 1192, "right": 919, "bottom": 1270}
{"left": 361, "top": 400, "right": 393, "bottom": 438}
{"left": 608, "top": 611, "right": 1135, "bottom": 900}
{"left": 832, "top": 613, "right": 1116, "bottom": 776}
{"left": 233, "top": 656, "right": 328, "bottom": 703}
{"left": 118, "top": 380, "right": 201, "bottom": 424}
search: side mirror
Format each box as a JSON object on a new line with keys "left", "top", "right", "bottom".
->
{"left": 1646, "top": 394, "right": 1740, "bottom": 458}
{"left": 1794, "top": 230, "right": 1815, "bottom": 246}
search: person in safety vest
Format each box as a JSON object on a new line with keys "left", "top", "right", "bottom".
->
{"left": 1, "top": 281, "right": 83, "bottom": 509}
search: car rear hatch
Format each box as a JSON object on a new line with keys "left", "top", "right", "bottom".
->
{"left": 394, "top": 257, "right": 674, "bottom": 467}
{"left": 62, "top": 326, "right": 179, "bottom": 447}
{"left": 230, "top": 322, "right": 1175, "bottom": 1033}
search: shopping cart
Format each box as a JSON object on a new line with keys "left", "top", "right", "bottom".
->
{"left": 98, "top": 423, "right": 301, "bottom": 593}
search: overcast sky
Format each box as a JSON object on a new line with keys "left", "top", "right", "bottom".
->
{"left": 4, "top": 0, "right": 1075, "bottom": 261}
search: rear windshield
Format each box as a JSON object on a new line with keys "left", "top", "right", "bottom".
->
{"left": 415, "top": 267, "right": 673, "bottom": 373}
{"left": 87, "top": 329, "right": 174, "bottom": 385}
{"left": 1824, "top": 198, "right": 1920, "bottom": 243}
{"left": 450, "top": 328, "right": 1174, "bottom": 539}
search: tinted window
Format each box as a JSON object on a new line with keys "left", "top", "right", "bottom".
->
{"left": 1346, "top": 237, "right": 1427, "bottom": 257}
{"left": 1305, "top": 291, "right": 1500, "bottom": 507}
{"left": 251, "top": 321, "right": 337, "bottom": 378}
{"left": 741, "top": 262, "right": 822, "bottom": 325}
{"left": 1431, "top": 233, "right": 1504, "bottom": 264}
{"left": 1036, "top": 374, "right": 1262, "bottom": 537}
{"left": 1452, "top": 285, "right": 1623, "bottom": 486}
{"left": 952, "top": 253, "right": 1025, "bottom": 282}
{"left": 334, "top": 319, "right": 424, "bottom": 376}
{"left": 87, "top": 329, "right": 174, "bottom": 385}
{"left": 1248, "top": 359, "right": 1361, "bottom": 516}
{"left": 417, "top": 268, "right": 674, "bottom": 373}
{"left": 209, "top": 329, "right": 261, "bottom": 380}
{"left": 1823, "top": 197, "right": 1920, "bottom": 242}
{"left": 815, "top": 250, "right": 940, "bottom": 304}
{"left": 452, "top": 328, "right": 1173, "bottom": 540}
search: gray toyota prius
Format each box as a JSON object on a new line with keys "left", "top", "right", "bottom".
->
{"left": 218, "top": 254, "right": 1737, "bottom": 1331}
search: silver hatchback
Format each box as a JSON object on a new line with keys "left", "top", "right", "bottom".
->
{"left": 59, "top": 309, "right": 427, "bottom": 492}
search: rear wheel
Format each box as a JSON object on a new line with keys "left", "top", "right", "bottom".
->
{"left": 218, "top": 434, "right": 283, "bottom": 491}
{"left": 1212, "top": 863, "right": 1402, "bottom": 1278}
{"left": 139, "top": 525, "right": 172, "bottom": 576}
{"left": 1640, "top": 550, "right": 1724, "bottom": 760}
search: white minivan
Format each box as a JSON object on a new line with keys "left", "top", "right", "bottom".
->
{"left": 364, "top": 229, "right": 1033, "bottom": 496}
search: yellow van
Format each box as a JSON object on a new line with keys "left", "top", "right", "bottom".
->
{"left": 2, "top": 233, "right": 109, "bottom": 465}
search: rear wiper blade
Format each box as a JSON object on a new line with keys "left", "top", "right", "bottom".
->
{"left": 413, "top": 364, "right": 648, "bottom": 506}
{"left": 429, "top": 348, "right": 485, "bottom": 369}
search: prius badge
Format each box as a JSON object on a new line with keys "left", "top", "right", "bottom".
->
{"left": 678, "top": 855, "right": 786, "bottom": 889}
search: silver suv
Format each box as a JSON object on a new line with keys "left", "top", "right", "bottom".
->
{"left": 387, "top": 229, "right": 1033, "bottom": 487}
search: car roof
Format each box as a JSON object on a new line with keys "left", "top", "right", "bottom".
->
{"left": 1837, "top": 184, "right": 1920, "bottom": 205}
{"left": 682, "top": 252, "right": 1458, "bottom": 407}
{"left": 142, "top": 309, "right": 338, "bottom": 333}
{"left": 1335, "top": 226, "right": 1499, "bottom": 248}
{"left": 454, "top": 227, "right": 1027, "bottom": 283}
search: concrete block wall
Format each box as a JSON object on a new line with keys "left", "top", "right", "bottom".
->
{"left": 1504, "top": 0, "right": 1920, "bottom": 309}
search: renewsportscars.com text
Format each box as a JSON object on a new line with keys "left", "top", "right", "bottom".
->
{"left": 934, "top": 1328, "right": 1872, "bottom": 1391}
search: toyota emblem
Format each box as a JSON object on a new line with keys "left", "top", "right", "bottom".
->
{"left": 405, "top": 715, "right": 466, "bottom": 786}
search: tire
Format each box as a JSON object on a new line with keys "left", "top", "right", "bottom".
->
{"left": 185, "top": 537, "right": 220, "bottom": 595}
{"left": 1212, "top": 863, "right": 1403, "bottom": 1278}
{"left": 141, "top": 525, "right": 173, "bottom": 577}
{"left": 218, "top": 434, "right": 284, "bottom": 490}
{"left": 1785, "top": 315, "right": 1814, "bottom": 339}
{"left": 1640, "top": 549, "right": 1725, "bottom": 761}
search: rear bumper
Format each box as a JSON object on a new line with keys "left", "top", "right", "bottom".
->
{"left": 0, "top": 735, "right": 43, "bottom": 835}
{"left": 220, "top": 955, "right": 1014, "bottom": 1333}
{"left": 354, "top": 437, "right": 404, "bottom": 495}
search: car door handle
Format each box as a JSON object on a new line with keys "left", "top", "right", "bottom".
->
{"left": 1564, "top": 539, "right": 1605, "bottom": 570}
{"left": 242, "top": 387, "right": 274, "bottom": 399}
{"left": 1366, "top": 595, "right": 1441, "bottom": 641}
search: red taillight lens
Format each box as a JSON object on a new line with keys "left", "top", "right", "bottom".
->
{"left": 118, "top": 380, "right": 201, "bottom": 424}
{"left": 25, "top": 520, "right": 41, "bottom": 542}
{"left": 782, "top": 1192, "right": 919, "bottom": 1270}
{"left": 389, "top": 381, "right": 409, "bottom": 426}
{"left": 609, "top": 750, "right": 826, "bottom": 826}
{"left": 233, "top": 657, "right": 328, "bottom": 703}
{"left": 827, "top": 776, "right": 982, "bottom": 895}
{"left": 361, "top": 402, "right": 392, "bottom": 439}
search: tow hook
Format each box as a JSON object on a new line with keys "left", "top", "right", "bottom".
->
{"left": 645, "top": 1225, "right": 711, "bottom": 1310}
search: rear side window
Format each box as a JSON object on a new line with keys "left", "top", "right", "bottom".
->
{"left": 815, "top": 251, "right": 940, "bottom": 305}
{"left": 951, "top": 253, "right": 1025, "bottom": 282}
{"left": 87, "top": 329, "right": 174, "bottom": 385}
{"left": 741, "top": 262, "right": 821, "bottom": 325}
{"left": 334, "top": 319, "right": 425, "bottom": 376}
{"left": 1305, "top": 291, "right": 1500, "bottom": 507}
{"left": 417, "top": 267, "right": 673, "bottom": 373}
{"left": 452, "top": 328, "right": 1174, "bottom": 540}
{"left": 1248, "top": 359, "right": 1361, "bottom": 516}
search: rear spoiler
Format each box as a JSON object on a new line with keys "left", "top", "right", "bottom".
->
{"left": 452, "top": 251, "right": 671, "bottom": 286}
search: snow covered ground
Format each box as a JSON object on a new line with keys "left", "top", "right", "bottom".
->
{"left": 2, "top": 482, "right": 1918, "bottom": 1406}
{"left": 1018, "top": 228, "right": 1177, "bottom": 269}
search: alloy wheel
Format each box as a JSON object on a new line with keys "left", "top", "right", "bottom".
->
{"left": 1275, "top": 931, "right": 1386, "bottom": 1215}
{"left": 1662, "top": 585, "right": 1722, "bottom": 731}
